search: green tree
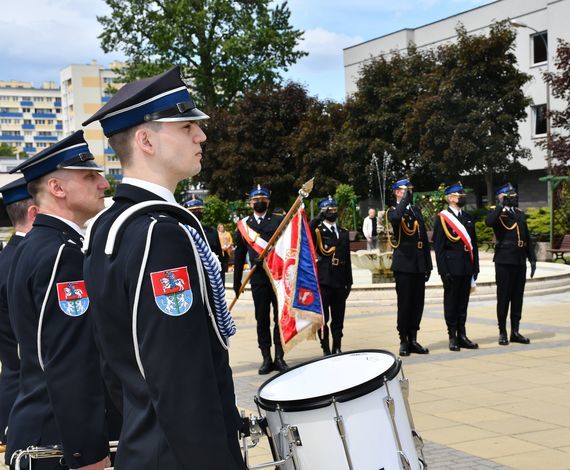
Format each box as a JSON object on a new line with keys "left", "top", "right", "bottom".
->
{"left": 0, "top": 144, "right": 27, "bottom": 158}
{"left": 201, "top": 82, "right": 314, "bottom": 207}
{"left": 412, "top": 23, "right": 531, "bottom": 201}
{"left": 542, "top": 40, "right": 570, "bottom": 174}
{"left": 0, "top": 144, "right": 16, "bottom": 156}
{"left": 203, "top": 194, "right": 230, "bottom": 227}
{"left": 98, "top": 0, "right": 307, "bottom": 107}
{"left": 343, "top": 46, "right": 441, "bottom": 198}
{"left": 334, "top": 183, "right": 359, "bottom": 231}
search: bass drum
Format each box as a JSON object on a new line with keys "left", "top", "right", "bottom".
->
{"left": 255, "top": 350, "right": 424, "bottom": 470}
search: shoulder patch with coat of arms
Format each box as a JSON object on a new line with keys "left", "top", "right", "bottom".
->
{"left": 56, "top": 280, "right": 89, "bottom": 317}
{"left": 150, "top": 266, "right": 193, "bottom": 316}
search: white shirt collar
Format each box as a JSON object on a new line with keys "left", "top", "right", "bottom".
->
{"left": 449, "top": 206, "right": 461, "bottom": 217}
{"left": 323, "top": 220, "right": 337, "bottom": 231}
{"left": 122, "top": 177, "right": 176, "bottom": 204}
{"left": 44, "top": 214, "right": 85, "bottom": 236}
{"left": 15, "top": 231, "right": 27, "bottom": 238}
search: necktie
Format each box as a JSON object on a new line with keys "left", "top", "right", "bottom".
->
{"left": 257, "top": 217, "right": 262, "bottom": 225}
{"left": 331, "top": 226, "right": 337, "bottom": 239}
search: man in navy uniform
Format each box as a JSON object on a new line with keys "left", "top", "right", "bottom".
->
{"left": 387, "top": 178, "right": 432, "bottom": 356}
{"left": 309, "top": 196, "right": 353, "bottom": 355}
{"left": 486, "top": 183, "right": 536, "bottom": 345}
{"left": 6, "top": 131, "right": 111, "bottom": 469}
{"left": 233, "top": 185, "right": 288, "bottom": 374}
{"left": 82, "top": 66, "right": 245, "bottom": 469}
{"left": 433, "top": 183, "right": 479, "bottom": 351}
{"left": 0, "top": 179, "right": 37, "bottom": 450}
{"left": 183, "top": 195, "right": 223, "bottom": 261}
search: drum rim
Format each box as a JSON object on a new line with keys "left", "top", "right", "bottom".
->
{"left": 255, "top": 349, "right": 401, "bottom": 412}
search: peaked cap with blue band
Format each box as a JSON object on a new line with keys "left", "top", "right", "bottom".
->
{"left": 82, "top": 66, "right": 209, "bottom": 137}
{"left": 9, "top": 130, "right": 102, "bottom": 182}
{"left": 249, "top": 185, "right": 270, "bottom": 199}
{"left": 496, "top": 183, "right": 516, "bottom": 196}
{"left": 319, "top": 195, "right": 337, "bottom": 209}
{"left": 183, "top": 195, "right": 204, "bottom": 209}
{"left": 390, "top": 177, "right": 413, "bottom": 190}
{"left": 0, "top": 177, "right": 31, "bottom": 205}
{"left": 444, "top": 182, "right": 465, "bottom": 196}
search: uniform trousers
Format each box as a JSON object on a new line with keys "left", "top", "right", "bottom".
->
{"left": 443, "top": 275, "right": 471, "bottom": 330}
{"left": 320, "top": 285, "right": 347, "bottom": 340}
{"left": 394, "top": 272, "right": 425, "bottom": 335}
{"left": 251, "top": 283, "right": 281, "bottom": 352}
{"left": 495, "top": 263, "right": 526, "bottom": 328}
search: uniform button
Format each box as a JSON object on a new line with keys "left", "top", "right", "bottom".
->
{"left": 73, "top": 452, "right": 82, "bottom": 458}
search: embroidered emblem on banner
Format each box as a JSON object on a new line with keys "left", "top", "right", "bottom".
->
{"left": 150, "top": 267, "right": 193, "bottom": 316}
{"left": 297, "top": 287, "right": 315, "bottom": 306}
{"left": 56, "top": 281, "right": 89, "bottom": 317}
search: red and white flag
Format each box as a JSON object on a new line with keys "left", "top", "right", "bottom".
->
{"left": 264, "top": 207, "right": 323, "bottom": 352}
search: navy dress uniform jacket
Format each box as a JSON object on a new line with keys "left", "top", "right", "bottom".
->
{"left": 433, "top": 209, "right": 480, "bottom": 277}
{"left": 6, "top": 215, "right": 108, "bottom": 468}
{"left": 309, "top": 220, "right": 353, "bottom": 289}
{"left": 83, "top": 184, "right": 244, "bottom": 470}
{"left": 485, "top": 205, "right": 536, "bottom": 265}
{"left": 233, "top": 213, "right": 283, "bottom": 287}
{"left": 0, "top": 235, "right": 23, "bottom": 443}
{"left": 388, "top": 195, "right": 432, "bottom": 274}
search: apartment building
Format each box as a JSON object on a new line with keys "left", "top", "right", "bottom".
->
{"left": 0, "top": 80, "right": 63, "bottom": 156}
{"left": 60, "top": 61, "right": 124, "bottom": 177}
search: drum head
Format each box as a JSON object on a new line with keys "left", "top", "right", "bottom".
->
{"left": 256, "top": 350, "right": 400, "bottom": 412}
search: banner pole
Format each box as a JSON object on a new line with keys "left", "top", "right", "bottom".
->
{"left": 229, "top": 178, "right": 314, "bottom": 311}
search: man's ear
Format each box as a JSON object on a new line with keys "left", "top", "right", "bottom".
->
{"left": 27, "top": 203, "right": 40, "bottom": 222}
{"left": 46, "top": 177, "right": 66, "bottom": 199}
{"left": 133, "top": 126, "right": 155, "bottom": 156}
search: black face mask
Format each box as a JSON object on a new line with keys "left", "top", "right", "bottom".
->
{"left": 504, "top": 195, "right": 518, "bottom": 207}
{"left": 457, "top": 198, "right": 466, "bottom": 208}
{"left": 253, "top": 201, "right": 268, "bottom": 213}
{"left": 192, "top": 211, "right": 203, "bottom": 221}
{"left": 325, "top": 213, "right": 338, "bottom": 222}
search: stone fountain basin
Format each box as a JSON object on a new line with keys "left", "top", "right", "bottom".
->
{"left": 350, "top": 249, "right": 392, "bottom": 272}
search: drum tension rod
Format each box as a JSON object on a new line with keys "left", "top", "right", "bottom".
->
{"left": 398, "top": 365, "right": 428, "bottom": 467}
{"left": 332, "top": 397, "right": 355, "bottom": 470}
{"left": 384, "top": 378, "right": 412, "bottom": 470}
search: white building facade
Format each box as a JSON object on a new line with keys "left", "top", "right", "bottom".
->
{"left": 60, "top": 61, "right": 123, "bottom": 177}
{"left": 343, "top": 0, "right": 570, "bottom": 180}
{"left": 0, "top": 81, "right": 63, "bottom": 156}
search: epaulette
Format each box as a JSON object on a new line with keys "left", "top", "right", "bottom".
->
{"left": 104, "top": 202, "right": 204, "bottom": 258}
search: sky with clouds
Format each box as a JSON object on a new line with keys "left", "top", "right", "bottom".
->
{"left": 0, "top": 0, "right": 492, "bottom": 102}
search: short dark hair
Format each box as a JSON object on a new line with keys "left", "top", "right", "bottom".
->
{"left": 108, "top": 121, "right": 162, "bottom": 168}
{"left": 27, "top": 175, "right": 47, "bottom": 201}
{"left": 6, "top": 198, "right": 34, "bottom": 226}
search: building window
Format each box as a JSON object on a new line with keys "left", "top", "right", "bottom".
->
{"left": 22, "top": 108, "right": 31, "bottom": 113}
{"left": 108, "top": 168, "right": 122, "bottom": 176}
{"left": 532, "top": 32, "right": 548, "bottom": 65}
{"left": 532, "top": 104, "right": 547, "bottom": 136}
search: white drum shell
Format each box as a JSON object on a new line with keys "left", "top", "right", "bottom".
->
{"left": 259, "top": 353, "right": 421, "bottom": 470}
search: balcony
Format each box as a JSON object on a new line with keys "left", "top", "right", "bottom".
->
{"left": 32, "top": 112, "right": 56, "bottom": 118}
{"left": 33, "top": 135, "right": 58, "bottom": 141}
{"left": 0, "top": 112, "right": 23, "bottom": 118}
{"left": 0, "top": 135, "right": 24, "bottom": 141}
{"left": 20, "top": 100, "right": 33, "bottom": 106}
{"left": 22, "top": 124, "right": 35, "bottom": 129}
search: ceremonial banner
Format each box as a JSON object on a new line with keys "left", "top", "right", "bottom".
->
{"left": 264, "top": 207, "right": 323, "bottom": 351}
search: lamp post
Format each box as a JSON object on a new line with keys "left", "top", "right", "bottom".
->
{"left": 510, "top": 19, "right": 554, "bottom": 247}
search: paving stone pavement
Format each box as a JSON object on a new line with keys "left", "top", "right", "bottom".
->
{"left": 2, "top": 288, "right": 569, "bottom": 469}
{"left": 231, "top": 291, "right": 570, "bottom": 470}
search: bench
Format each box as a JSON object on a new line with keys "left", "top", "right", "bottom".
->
{"left": 546, "top": 234, "right": 570, "bottom": 264}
